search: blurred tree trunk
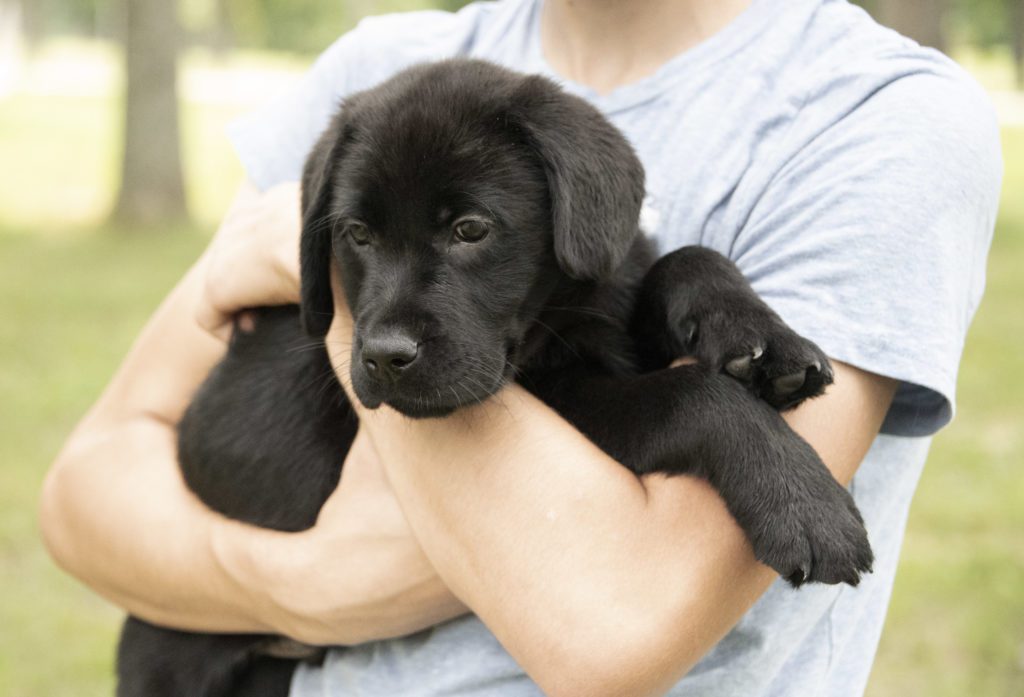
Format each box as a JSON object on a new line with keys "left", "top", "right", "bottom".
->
{"left": 1013, "top": 0, "right": 1024, "bottom": 89}
{"left": 0, "top": 0, "right": 24, "bottom": 96}
{"left": 113, "top": 0, "right": 187, "bottom": 227}
{"left": 211, "top": 0, "right": 233, "bottom": 56}
{"left": 19, "top": 0, "right": 44, "bottom": 48}
{"left": 877, "top": 0, "right": 948, "bottom": 52}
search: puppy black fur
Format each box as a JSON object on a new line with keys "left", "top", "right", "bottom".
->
{"left": 117, "top": 59, "right": 873, "bottom": 697}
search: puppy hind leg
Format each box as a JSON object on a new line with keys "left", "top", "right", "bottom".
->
{"left": 117, "top": 616, "right": 294, "bottom": 697}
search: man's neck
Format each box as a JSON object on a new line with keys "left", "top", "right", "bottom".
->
{"left": 541, "top": 0, "right": 753, "bottom": 94}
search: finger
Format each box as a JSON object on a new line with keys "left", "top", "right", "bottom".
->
{"left": 195, "top": 183, "right": 302, "bottom": 338}
{"left": 193, "top": 254, "right": 237, "bottom": 341}
{"left": 195, "top": 280, "right": 234, "bottom": 341}
{"left": 195, "top": 248, "right": 301, "bottom": 340}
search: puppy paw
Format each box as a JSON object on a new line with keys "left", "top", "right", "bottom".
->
{"left": 750, "top": 477, "right": 874, "bottom": 587}
{"left": 664, "top": 293, "right": 834, "bottom": 411}
{"left": 708, "top": 316, "right": 834, "bottom": 411}
{"left": 635, "top": 246, "right": 834, "bottom": 411}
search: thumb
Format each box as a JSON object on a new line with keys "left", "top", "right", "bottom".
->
{"left": 195, "top": 240, "right": 301, "bottom": 340}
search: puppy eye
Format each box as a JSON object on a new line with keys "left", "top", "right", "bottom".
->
{"left": 453, "top": 218, "right": 490, "bottom": 243}
{"left": 345, "top": 222, "right": 371, "bottom": 246}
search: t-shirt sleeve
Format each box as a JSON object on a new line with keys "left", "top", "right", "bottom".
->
{"left": 226, "top": 30, "right": 367, "bottom": 191}
{"left": 732, "top": 72, "right": 1002, "bottom": 437}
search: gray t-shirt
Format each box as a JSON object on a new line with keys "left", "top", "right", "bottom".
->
{"left": 228, "top": 1, "right": 1002, "bottom": 695}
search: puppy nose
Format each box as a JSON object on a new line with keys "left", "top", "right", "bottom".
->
{"left": 361, "top": 332, "right": 420, "bottom": 381}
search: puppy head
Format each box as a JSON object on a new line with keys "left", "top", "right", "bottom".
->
{"left": 300, "top": 59, "right": 645, "bottom": 417}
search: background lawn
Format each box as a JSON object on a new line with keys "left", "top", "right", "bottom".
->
{"left": 0, "top": 41, "right": 1022, "bottom": 697}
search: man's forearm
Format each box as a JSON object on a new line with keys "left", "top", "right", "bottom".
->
{"left": 40, "top": 257, "right": 277, "bottom": 632}
{"left": 364, "top": 388, "right": 768, "bottom": 696}
{"left": 359, "top": 362, "right": 896, "bottom": 697}
{"left": 41, "top": 416, "right": 278, "bottom": 633}
{"left": 42, "top": 237, "right": 467, "bottom": 645}
{"left": 42, "top": 409, "right": 467, "bottom": 643}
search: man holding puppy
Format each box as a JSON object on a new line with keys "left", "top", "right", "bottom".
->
{"left": 43, "top": 0, "right": 1000, "bottom": 695}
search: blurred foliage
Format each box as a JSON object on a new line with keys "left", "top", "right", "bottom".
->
{"left": 949, "top": 0, "right": 1020, "bottom": 47}
{"left": 28, "top": 0, "right": 474, "bottom": 53}
{"left": 25, "top": 0, "right": 1021, "bottom": 55}
{"left": 853, "top": 0, "right": 1021, "bottom": 48}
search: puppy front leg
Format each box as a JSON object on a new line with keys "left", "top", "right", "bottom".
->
{"left": 632, "top": 246, "right": 834, "bottom": 411}
{"left": 530, "top": 366, "right": 873, "bottom": 587}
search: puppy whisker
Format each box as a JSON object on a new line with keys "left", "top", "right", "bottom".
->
{"left": 530, "top": 318, "right": 581, "bottom": 359}
{"left": 286, "top": 341, "right": 330, "bottom": 355}
{"left": 540, "top": 305, "right": 619, "bottom": 322}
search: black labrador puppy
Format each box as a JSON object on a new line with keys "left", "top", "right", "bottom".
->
{"left": 116, "top": 59, "right": 873, "bottom": 697}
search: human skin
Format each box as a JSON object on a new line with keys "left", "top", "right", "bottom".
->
{"left": 41, "top": 182, "right": 468, "bottom": 643}
{"left": 42, "top": 1, "right": 900, "bottom": 694}
{"left": 43, "top": 178, "right": 896, "bottom": 695}
{"left": 541, "top": 0, "right": 755, "bottom": 94}
{"left": 313, "top": 276, "right": 896, "bottom": 696}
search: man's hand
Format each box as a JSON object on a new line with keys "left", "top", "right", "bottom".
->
{"left": 191, "top": 187, "right": 465, "bottom": 645}
{"left": 195, "top": 181, "right": 304, "bottom": 341}
{"left": 215, "top": 429, "right": 468, "bottom": 646}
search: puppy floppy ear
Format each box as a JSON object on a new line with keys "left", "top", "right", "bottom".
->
{"left": 299, "top": 110, "right": 352, "bottom": 337}
{"left": 511, "top": 76, "right": 645, "bottom": 280}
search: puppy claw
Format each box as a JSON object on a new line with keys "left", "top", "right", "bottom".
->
{"left": 681, "top": 319, "right": 698, "bottom": 349}
{"left": 786, "top": 563, "right": 811, "bottom": 587}
{"left": 726, "top": 355, "right": 753, "bottom": 380}
{"left": 725, "top": 347, "right": 763, "bottom": 381}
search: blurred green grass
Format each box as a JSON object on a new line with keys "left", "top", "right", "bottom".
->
{"left": 0, "top": 230, "right": 206, "bottom": 697}
{"left": 867, "top": 127, "right": 1024, "bottom": 697}
{"left": 0, "top": 44, "right": 1022, "bottom": 697}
